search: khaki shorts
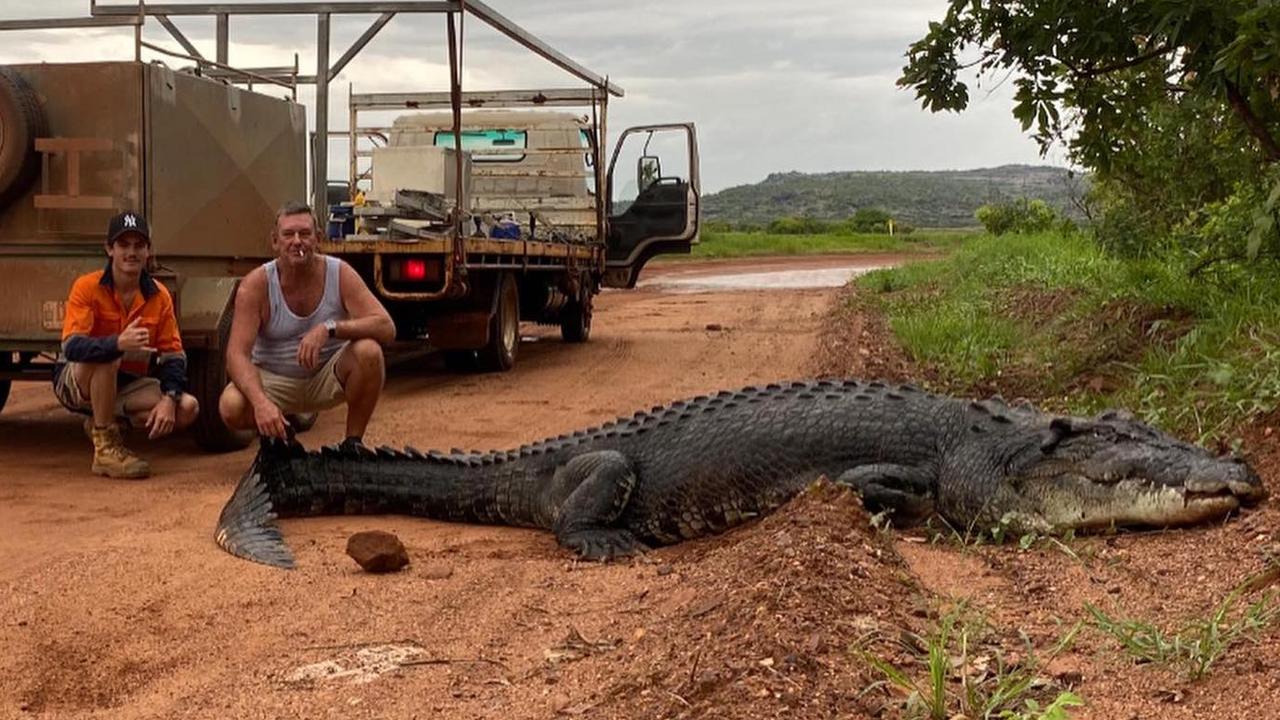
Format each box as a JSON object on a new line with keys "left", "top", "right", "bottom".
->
{"left": 54, "top": 363, "right": 160, "bottom": 417}
{"left": 255, "top": 345, "right": 348, "bottom": 415}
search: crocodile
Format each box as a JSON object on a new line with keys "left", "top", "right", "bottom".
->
{"left": 215, "top": 379, "right": 1267, "bottom": 568}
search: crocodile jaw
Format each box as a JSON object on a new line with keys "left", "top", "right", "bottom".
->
{"left": 1025, "top": 474, "right": 1267, "bottom": 531}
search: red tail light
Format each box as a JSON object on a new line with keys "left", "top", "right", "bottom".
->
{"left": 404, "top": 259, "right": 427, "bottom": 280}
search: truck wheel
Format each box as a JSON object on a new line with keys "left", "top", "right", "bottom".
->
{"left": 0, "top": 352, "right": 13, "bottom": 415}
{"left": 442, "top": 349, "right": 477, "bottom": 373}
{"left": 188, "top": 309, "right": 254, "bottom": 452}
{"left": 477, "top": 273, "right": 519, "bottom": 372}
{"left": 0, "top": 68, "right": 47, "bottom": 209}
{"left": 560, "top": 286, "right": 593, "bottom": 343}
{"left": 188, "top": 347, "right": 254, "bottom": 452}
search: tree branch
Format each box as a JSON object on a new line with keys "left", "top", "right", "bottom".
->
{"left": 1188, "top": 249, "right": 1280, "bottom": 277}
{"left": 1076, "top": 44, "right": 1174, "bottom": 79}
{"left": 1224, "top": 79, "right": 1280, "bottom": 163}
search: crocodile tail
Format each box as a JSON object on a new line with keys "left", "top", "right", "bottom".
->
{"left": 214, "top": 437, "right": 301, "bottom": 569}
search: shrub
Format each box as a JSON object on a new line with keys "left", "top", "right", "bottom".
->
{"left": 767, "top": 216, "right": 831, "bottom": 234}
{"left": 976, "top": 199, "right": 1061, "bottom": 236}
{"left": 850, "top": 207, "right": 894, "bottom": 233}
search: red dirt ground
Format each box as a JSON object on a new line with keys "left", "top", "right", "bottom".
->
{"left": 1, "top": 255, "right": 1276, "bottom": 719}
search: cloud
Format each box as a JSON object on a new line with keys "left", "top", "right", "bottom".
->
{"left": 0, "top": 1, "right": 1058, "bottom": 191}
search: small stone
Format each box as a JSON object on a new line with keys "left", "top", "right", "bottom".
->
{"left": 705, "top": 323, "right": 723, "bottom": 331}
{"left": 550, "top": 692, "right": 572, "bottom": 713}
{"left": 656, "top": 564, "right": 674, "bottom": 576}
{"left": 345, "top": 530, "right": 410, "bottom": 573}
{"left": 422, "top": 563, "right": 453, "bottom": 580}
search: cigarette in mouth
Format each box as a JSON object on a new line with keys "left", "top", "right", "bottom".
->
{"left": 295, "top": 249, "right": 305, "bottom": 258}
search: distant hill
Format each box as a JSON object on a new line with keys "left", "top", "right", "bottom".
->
{"left": 703, "top": 165, "right": 1087, "bottom": 228}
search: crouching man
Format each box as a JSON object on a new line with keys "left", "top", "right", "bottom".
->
{"left": 56, "top": 211, "right": 200, "bottom": 478}
{"left": 219, "top": 202, "right": 395, "bottom": 446}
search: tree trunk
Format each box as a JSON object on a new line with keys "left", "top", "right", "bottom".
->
{"left": 1225, "top": 79, "right": 1280, "bottom": 163}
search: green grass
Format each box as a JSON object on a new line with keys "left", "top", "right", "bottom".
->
{"left": 921, "top": 516, "right": 1088, "bottom": 564}
{"left": 858, "top": 231, "right": 1280, "bottom": 442}
{"left": 859, "top": 232, "right": 1115, "bottom": 386}
{"left": 1087, "top": 565, "right": 1280, "bottom": 679}
{"left": 683, "top": 229, "right": 972, "bottom": 260}
{"left": 859, "top": 605, "right": 1084, "bottom": 719}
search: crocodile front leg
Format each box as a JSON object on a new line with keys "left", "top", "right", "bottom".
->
{"left": 550, "top": 450, "right": 649, "bottom": 560}
{"left": 837, "top": 463, "right": 936, "bottom": 524}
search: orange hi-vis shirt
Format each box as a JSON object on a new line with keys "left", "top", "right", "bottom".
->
{"left": 61, "top": 266, "right": 184, "bottom": 377}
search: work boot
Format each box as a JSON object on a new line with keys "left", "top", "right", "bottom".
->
{"left": 83, "top": 416, "right": 130, "bottom": 440}
{"left": 90, "top": 424, "right": 150, "bottom": 479}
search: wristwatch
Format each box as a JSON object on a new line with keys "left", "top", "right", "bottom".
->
{"left": 325, "top": 319, "right": 338, "bottom": 338}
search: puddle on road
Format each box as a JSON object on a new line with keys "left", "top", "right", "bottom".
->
{"left": 638, "top": 265, "right": 891, "bottom": 292}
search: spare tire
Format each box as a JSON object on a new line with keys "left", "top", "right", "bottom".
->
{"left": 0, "top": 68, "right": 47, "bottom": 209}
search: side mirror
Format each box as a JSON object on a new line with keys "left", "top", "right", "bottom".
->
{"left": 638, "top": 155, "right": 661, "bottom": 192}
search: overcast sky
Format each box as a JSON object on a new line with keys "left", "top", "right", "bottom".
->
{"left": 0, "top": 1, "right": 1066, "bottom": 193}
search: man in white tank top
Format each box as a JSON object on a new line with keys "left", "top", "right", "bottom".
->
{"left": 218, "top": 202, "right": 396, "bottom": 446}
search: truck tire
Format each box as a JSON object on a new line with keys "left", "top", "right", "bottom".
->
{"left": 477, "top": 273, "right": 519, "bottom": 372}
{"left": 442, "top": 349, "right": 477, "bottom": 373}
{"left": 0, "top": 68, "right": 47, "bottom": 209}
{"left": 0, "top": 352, "right": 12, "bottom": 415}
{"left": 189, "top": 310, "right": 254, "bottom": 452}
{"left": 560, "top": 285, "right": 593, "bottom": 343}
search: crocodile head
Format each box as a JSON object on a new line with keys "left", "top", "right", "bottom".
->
{"left": 990, "top": 410, "right": 1267, "bottom": 532}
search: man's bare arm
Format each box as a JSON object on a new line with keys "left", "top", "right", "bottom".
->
{"left": 224, "top": 269, "right": 272, "bottom": 407}
{"left": 335, "top": 260, "right": 396, "bottom": 344}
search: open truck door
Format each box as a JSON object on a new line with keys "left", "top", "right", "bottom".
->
{"left": 603, "top": 124, "right": 700, "bottom": 288}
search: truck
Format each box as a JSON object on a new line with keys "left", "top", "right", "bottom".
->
{"left": 0, "top": 1, "right": 699, "bottom": 451}
{"left": 329, "top": 95, "right": 699, "bottom": 371}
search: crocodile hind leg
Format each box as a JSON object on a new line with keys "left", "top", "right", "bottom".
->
{"left": 836, "top": 464, "right": 935, "bottom": 524}
{"left": 551, "top": 450, "right": 649, "bottom": 560}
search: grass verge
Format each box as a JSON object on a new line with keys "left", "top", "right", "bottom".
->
{"left": 857, "top": 231, "right": 1280, "bottom": 443}
{"left": 685, "top": 229, "right": 972, "bottom": 260}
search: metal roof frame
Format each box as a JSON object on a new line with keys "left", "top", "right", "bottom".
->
{"left": 0, "top": 0, "right": 624, "bottom": 222}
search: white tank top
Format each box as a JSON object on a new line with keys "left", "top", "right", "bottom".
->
{"left": 251, "top": 256, "right": 347, "bottom": 378}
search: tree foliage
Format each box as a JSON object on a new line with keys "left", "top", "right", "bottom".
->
{"left": 767, "top": 216, "right": 831, "bottom": 235}
{"left": 899, "top": 1, "right": 1280, "bottom": 167}
{"left": 975, "top": 198, "right": 1065, "bottom": 236}
{"left": 899, "top": 0, "right": 1280, "bottom": 260}
{"left": 851, "top": 207, "right": 894, "bottom": 233}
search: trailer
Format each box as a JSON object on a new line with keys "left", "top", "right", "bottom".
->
{"left": 0, "top": 1, "right": 698, "bottom": 450}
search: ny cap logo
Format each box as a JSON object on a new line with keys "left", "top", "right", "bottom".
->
{"left": 123, "top": 214, "right": 138, "bottom": 228}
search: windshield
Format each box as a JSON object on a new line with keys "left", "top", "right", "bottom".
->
{"left": 433, "top": 129, "right": 527, "bottom": 162}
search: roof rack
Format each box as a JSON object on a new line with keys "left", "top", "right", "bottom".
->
{"left": 0, "top": 1, "right": 623, "bottom": 222}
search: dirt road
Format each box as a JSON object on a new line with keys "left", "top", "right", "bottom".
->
{"left": 0, "top": 255, "right": 884, "bottom": 719}
{"left": 5, "top": 252, "right": 1278, "bottom": 720}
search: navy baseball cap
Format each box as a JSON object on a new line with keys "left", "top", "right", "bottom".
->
{"left": 107, "top": 210, "right": 151, "bottom": 245}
